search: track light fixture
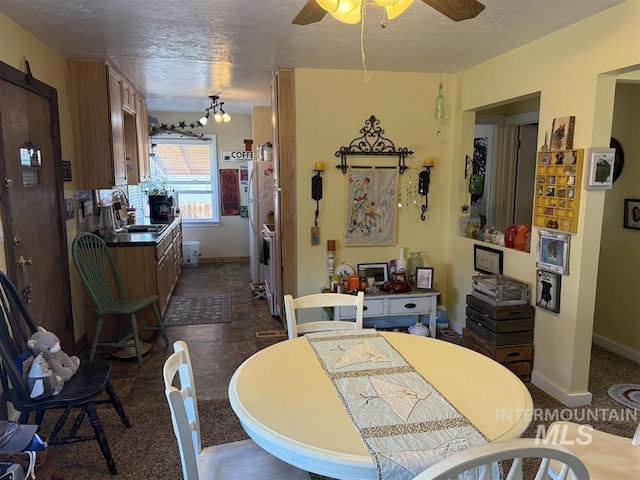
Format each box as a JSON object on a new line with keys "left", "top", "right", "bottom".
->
{"left": 199, "top": 95, "right": 231, "bottom": 125}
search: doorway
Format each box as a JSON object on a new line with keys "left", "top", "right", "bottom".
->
{"left": 0, "top": 60, "right": 73, "bottom": 349}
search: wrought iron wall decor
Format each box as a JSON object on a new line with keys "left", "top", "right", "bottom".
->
{"left": 335, "top": 115, "right": 413, "bottom": 174}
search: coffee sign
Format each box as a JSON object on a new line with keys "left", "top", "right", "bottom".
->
{"left": 222, "top": 150, "right": 254, "bottom": 161}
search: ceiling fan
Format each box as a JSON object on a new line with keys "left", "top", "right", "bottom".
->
{"left": 292, "top": 0, "right": 485, "bottom": 25}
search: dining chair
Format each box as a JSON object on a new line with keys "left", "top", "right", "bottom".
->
{"left": 163, "top": 340, "right": 310, "bottom": 479}
{"left": 545, "top": 420, "right": 640, "bottom": 479}
{"left": 72, "top": 232, "right": 169, "bottom": 366}
{"left": 412, "top": 438, "right": 590, "bottom": 480}
{"left": 283, "top": 291, "right": 365, "bottom": 340}
{"left": 0, "top": 271, "right": 130, "bottom": 475}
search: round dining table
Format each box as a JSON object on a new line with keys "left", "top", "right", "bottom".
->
{"left": 228, "top": 331, "right": 533, "bottom": 480}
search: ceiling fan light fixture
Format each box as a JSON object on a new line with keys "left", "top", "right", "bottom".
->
{"left": 384, "top": 0, "right": 414, "bottom": 19}
{"left": 316, "top": 0, "right": 340, "bottom": 12}
{"left": 323, "top": 0, "right": 362, "bottom": 23}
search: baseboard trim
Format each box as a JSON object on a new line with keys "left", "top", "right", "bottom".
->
{"left": 531, "top": 371, "right": 592, "bottom": 407}
{"left": 592, "top": 334, "right": 640, "bottom": 363}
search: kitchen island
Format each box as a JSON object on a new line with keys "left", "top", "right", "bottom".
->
{"left": 93, "top": 216, "right": 182, "bottom": 340}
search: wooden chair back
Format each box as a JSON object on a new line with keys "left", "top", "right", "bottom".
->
{"left": 284, "top": 291, "right": 364, "bottom": 340}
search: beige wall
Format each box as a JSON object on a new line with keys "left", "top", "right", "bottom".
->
{"left": 451, "top": 1, "right": 640, "bottom": 405}
{"left": 0, "top": 13, "right": 86, "bottom": 340}
{"left": 149, "top": 111, "right": 254, "bottom": 260}
{"left": 593, "top": 82, "right": 640, "bottom": 357}
{"left": 293, "top": 68, "right": 454, "bottom": 298}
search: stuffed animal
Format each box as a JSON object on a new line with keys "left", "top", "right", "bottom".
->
{"left": 27, "top": 353, "right": 64, "bottom": 399}
{"left": 27, "top": 326, "right": 80, "bottom": 382}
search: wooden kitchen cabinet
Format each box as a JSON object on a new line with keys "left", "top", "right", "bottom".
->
{"left": 104, "top": 219, "right": 182, "bottom": 340}
{"left": 135, "top": 94, "right": 151, "bottom": 183}
{"left": 66, "top": 59, "right": 147, "bottom": 189}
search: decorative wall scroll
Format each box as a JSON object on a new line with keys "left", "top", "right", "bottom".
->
{"left": 335, "top": 115, "right": 413, "bottom": 174}
{"left": 220, "top": 169, "right": 240, "bottom": 216}
{"left": 344, "top": 168, "right": 397, "bottom": 246}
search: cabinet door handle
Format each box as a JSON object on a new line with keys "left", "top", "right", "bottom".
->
{"left": 404, "top": 303, "right": 417, "bottom": 309}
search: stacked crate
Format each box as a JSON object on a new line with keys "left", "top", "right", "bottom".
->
{"left": 463, "top": 275, "right": 534, "bottom": 381}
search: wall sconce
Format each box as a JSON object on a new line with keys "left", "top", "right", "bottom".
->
{"left": 312, "top": 162, "right": 324, "bottom": 227}
{"left": 418, "top": 158, "right": 435, "bottom": 221}
{"left": 199, "top": 95, "right": 231, "bottom": 125}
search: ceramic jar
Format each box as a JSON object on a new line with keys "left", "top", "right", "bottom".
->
{"left": 504, "top": 224, "right": 517, "bottom": 248}
{"left": 514, "top": 224, "right": 530, "bottom": 251}
{"left": 408, "top": 320, "right": 430, "bottom": 337}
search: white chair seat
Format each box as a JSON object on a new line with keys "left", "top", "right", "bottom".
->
{"left": 198, "top": 439, "right": 310, "bottom": 479}
{"left": 547, "top": 421, "right": 640, "bottom": 479}
{"left": 164, "top": 340, "right": 310, "bottom": 479}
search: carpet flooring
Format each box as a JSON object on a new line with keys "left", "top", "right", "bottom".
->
{"left": 163, "top": 294, "right": 232, "bottom": 326}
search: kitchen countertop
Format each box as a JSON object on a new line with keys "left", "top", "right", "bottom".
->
{"left": 99, "top": 216, "right": 181, "bottom": 247}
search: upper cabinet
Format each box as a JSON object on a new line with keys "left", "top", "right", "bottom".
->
{"left": 66, "top": 59, "right": 149, "bottom": 189}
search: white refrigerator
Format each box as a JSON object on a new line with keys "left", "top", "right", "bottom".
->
{"left": 247, "top": 160, "right": 275, "bottom": 285}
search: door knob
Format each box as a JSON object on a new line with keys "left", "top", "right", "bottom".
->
{"left": 18, "top": 256, "right": 33, "bottom": 267}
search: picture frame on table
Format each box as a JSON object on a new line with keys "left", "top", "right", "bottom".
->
{"left": 357, "top": 263, "right": 388, "bottom": 286}
{"left": 473, "top": 244, "right": 504, "bottom": 275}
{"left": 415, "top": 267, "right": 434, "bottom": 290}
{"left": 623, "top": 198, "right": 640, "bottom": 230}
{"left": 550, "top": 116, "right": 575, "bottom": 150}
{"left": 536, "top": 229, "right": 571, "bottom": 275}
{"left": 585, "top": 147, "right": 616, "bottom": 189}
{"left": 536, "top": 269, "right": 561, "bottom": 313}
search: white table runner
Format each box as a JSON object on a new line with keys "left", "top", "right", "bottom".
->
{"left": 306, "top": 329, "right": 489, "bottom": 479}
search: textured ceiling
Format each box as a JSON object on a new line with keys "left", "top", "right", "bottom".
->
{"left": 0, "top": 0, "right": 625, "bottom": 113}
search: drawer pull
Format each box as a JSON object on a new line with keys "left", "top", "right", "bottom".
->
{"left": 404, "top": 303, "right": 417, "bottom": 309}
{"left": 363, "top": 305, "right": 368, "bottom": 311}
{"left": 507, "top": 352, "right": 520, "bottom": 357}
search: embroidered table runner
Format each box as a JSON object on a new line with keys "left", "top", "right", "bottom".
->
{"left": 305, "top": 329, "right": 489, "bottom": 480}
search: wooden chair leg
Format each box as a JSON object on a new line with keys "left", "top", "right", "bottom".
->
{"left": 85, "top": 402, "right": 117, "bottom": 475}
{"left": 130, "top": 313, "right": 143, "bottom": 367}
{"left": 105, "top": 380, "right": 131, "bottom": 428}
{"left": 151, "top": 302, "right": 170, "bottom": 346}
{"left": 90, "top": 316, "right": 105, "bottom": 361}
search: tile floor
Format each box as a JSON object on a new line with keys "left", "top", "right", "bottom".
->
{"left": 89, "top": 261, "right": 286, "bottom": 409}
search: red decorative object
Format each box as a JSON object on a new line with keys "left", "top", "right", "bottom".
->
{"left": 504, "top": 224, "right": 517, "bottom": 248}
{"left": 220, "top": 169, "right": 240, "bottom": 216}
{"left": 514, "top": 224, "right": 530, "bottom": 252}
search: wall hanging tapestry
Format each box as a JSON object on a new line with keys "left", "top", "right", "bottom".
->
{"left": 220, "top": 168, "right": 240, "bottom": 215}
{"left": 345, "top": 168, "right": 397, "bottom": 246}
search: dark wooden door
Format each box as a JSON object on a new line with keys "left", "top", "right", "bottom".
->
{"left": 0, "top": 61, "right": 73, "bottom": 350}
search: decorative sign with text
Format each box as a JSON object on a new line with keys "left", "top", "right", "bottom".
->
{"left": 222, "top": 150, "right": 254, "bottom": 161}
{"left": 220, "top": 169, "right": 240, "bottom": 216}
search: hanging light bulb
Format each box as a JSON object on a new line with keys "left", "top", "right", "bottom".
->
{"left": 199, "top": 113, "right": 209, "bottom": 125}
{"left": 214, "top": 111, "right": 223, "bottom": 123}
{"left": 222, "top": 111, "right": 231, "bottom": 123}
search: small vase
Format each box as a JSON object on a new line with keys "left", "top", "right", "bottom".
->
{"left": 514, "top": 224, "right": 530, "bottom": 252}
{"left": 408, "top": 320, "right": 430, "bottom": 337}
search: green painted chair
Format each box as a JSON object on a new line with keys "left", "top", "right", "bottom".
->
{"left": 72, "top": 232, "right": 169, "bottom": 366}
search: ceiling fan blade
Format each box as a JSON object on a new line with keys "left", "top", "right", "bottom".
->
{"left": 292, "top": 0, "right": 328, "bottom": 25}
{"left": 421, "top": 0, "right": 485, "bottom": 21}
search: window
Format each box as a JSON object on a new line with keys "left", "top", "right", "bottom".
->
{"left": 150, "top": 135, "right": 219, "bottom": 223}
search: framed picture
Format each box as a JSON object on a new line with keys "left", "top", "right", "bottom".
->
{"left": 585, "top": 147, "right": 615, "bottom": 189}
{"left": 550, "top": 116, "right": 575, "bottom": 151}
{"left": 537, "top": 229, "right": 570, "bottom": 275}
{"left": 415, "top": 267, "right": 434, "bottom": 289}
{"left": 536, "top": 269, "right": 561, "bottom": 313}
{"left": 357, "top": 263, "right": 388, "bottom": 286}
{"left": 623, "top": 198, "right": 640, "bottom": 230}
{"left": 473, "top": 244, "right": 503, "bottom": 275}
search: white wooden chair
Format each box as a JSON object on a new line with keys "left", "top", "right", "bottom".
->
{"left": 412, "top": 438, "right": 590, "bottom": 480}
{"left": 545, "top": 420, "right": 640, "bottom": 479}
{"left": 163, "top": 340, "right": 310, "bottom": 479}
{"left": 284, "top": 291, "right": 365, "bottom": 340}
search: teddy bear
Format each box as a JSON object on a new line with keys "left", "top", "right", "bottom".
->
{"left": 27, "top": 326, "right": 80, "bottom": 382}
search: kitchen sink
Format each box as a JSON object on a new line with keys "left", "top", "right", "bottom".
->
{"left": 122, "top": 224, "right": 169, "bottom": 234}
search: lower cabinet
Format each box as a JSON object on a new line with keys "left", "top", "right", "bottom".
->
{"left": 107, "top": 221, "right": 182, "bottom": 340}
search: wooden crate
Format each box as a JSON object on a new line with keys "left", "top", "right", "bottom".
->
{"left": 471, "top": 275, "right": 529, "bottom": 306}
{"left": 466, "top": 307, "right": 534, "bottom": 334}
{"left": 463, "top": 328, "right": 533, "bottom": 381}
{"left": 466, "top": 295, "right": 534, "bottom": 321}
{"left": 465, "top": 318, "right": 533, "bottom": 345}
